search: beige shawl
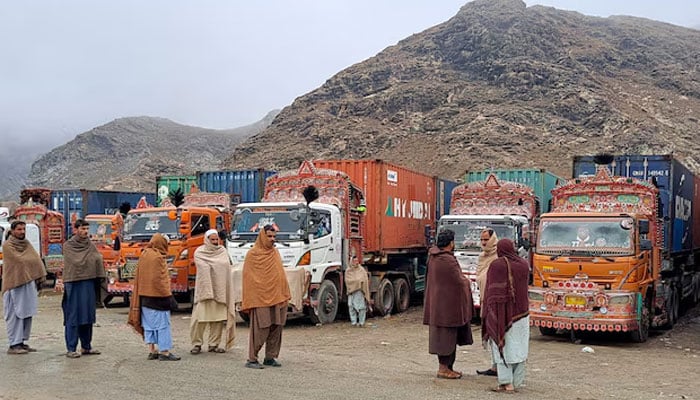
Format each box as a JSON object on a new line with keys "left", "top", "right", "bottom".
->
{"left": 344, "top": 262, "right": 370, "bottom": 301}
{"left": 1, "top": 235, "right": 46, "bottom": 293}
{"left": 62, "top": 234, "right": 105, "bottom": 283}
{"left": 476, "top": 231, "right": 498, "bottom": 308}
{"left": 192, "top": 232, "right": 236, "bottom": 349}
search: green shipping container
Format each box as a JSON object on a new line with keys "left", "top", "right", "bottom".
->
{"left": 464, "top": 169, "right": 565, "bottom": 213}
{"left": 155, "top": 175, "right": 197, "bottom": 206}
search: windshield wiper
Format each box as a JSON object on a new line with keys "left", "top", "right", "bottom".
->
{"left": 550, "top": 250, "right": 572, "bottom": 261}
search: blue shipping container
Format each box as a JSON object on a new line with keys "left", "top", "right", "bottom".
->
{"left": 51, "top": 189, "right": 156, "bottom": 235}
{"left": 573, "top": 154, "right": 697, "bottom": 254}
{"left": 197, "top": 169, "right": 276, "bottom": 204}
{"left": 465, "top": 169, "right": 565, "bottom": 213}
{"left": 436, "top": 178, "right": 458, "bottom": 219}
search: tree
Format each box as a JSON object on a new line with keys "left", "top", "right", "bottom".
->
{"left": 169, "top": 187, "right": 185, "bottom": 207}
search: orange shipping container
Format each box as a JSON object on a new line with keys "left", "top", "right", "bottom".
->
{"left": 313, "top": 159, "right": 436, "bottom": 254}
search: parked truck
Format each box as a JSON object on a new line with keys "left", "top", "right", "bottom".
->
{"left": 227, "top": 159, "right": 457, "bottom": 324}
{"left": 12, "top": 188, "right": 66, "bottom": 283}
{"left": 113, "top": 192, "right": 233, "bottom": 303}
{"left": 197, "top": 169, "right": 276, "bottom": 205}
{"left": 529, "top": 154, "right": 700, "bottom": 342}
{"left": 84, "top": 212, "right": 124, "bottom": 304}
{"left": 50, "top": 189, "right": 156, "bottom": 236}
{"left": 437, "top": 172, "right": 560, "bottom": 310}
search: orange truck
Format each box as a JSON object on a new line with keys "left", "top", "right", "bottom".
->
{"left": 85, "top": 213, "right": 124, "bottom": 304}
{"left": 529, "top": 155, "right": 700, "bottom": 342}
{"left": 12, "top": 188, "right": 66, "bottom": 285}
{"left": 112, "top": 193, "right": 233, "bottom": 304}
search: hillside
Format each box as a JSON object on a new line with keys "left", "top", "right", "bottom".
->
{"left": 28, "top": 111, "right": 278, "bottom": 192}
{"left": 224, "top": 0, "right": 700, "bottom": 178}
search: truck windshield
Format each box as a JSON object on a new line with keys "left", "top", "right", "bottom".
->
{"left": 440, "top": 220, "right": 516, "bottom": 251}
{"left": 123, "top": 211, "right": 178, "bottom": 241}
{"left": 231, "top": 206, "right": 306, "bottom": 241}
{"left": 537, "top": 218, "right": 633, "bottom": 255}
{"left": 88, "top": 221, "right": 113, "bottom": 243}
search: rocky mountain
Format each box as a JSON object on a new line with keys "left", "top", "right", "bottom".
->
{"left": 224, "top": 0, "right": 700, "bottom": 179}
{"left": 28, "top": 111, "right": 278, "bottom": 192}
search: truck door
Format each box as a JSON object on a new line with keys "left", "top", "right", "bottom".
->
{"left": 309, "top": 209, "right": 339, "bottom": 266}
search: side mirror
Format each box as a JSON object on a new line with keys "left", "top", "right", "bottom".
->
{"left": 180, "top": 211, "right": 191, "bottom": 224}
{"left": 638, "top": 220, "right": 649, "bottom": 235}
{"left": 520, "top": 238, "right": 531, "bottom": 251}
{"left": 640, "top": 239, "right": 652, "bottom": 251}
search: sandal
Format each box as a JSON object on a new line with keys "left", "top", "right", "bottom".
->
{"left": 81, "top": 348, "right": 101, "bottom": 355}
{"left": 190, "top": 345, "right": 202, "bottom": 354}
{"left": 66, "top": 351, "right": 81, "bottom": 358}
{"left": 208, "top": 346, "right": 225, "bottom": 353}
{"left": 436, "top": 370, "right": 462, "bottom": 379}
{"left": 491, "top": 385, "right": 516, "bottom": 393}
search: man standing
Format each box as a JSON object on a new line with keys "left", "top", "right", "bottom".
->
{"left": 482, "top": 238, "right": 530, "bottom": 393}
{"left": 190, "top": 229, "right": 236, "bottom": 354}
{"left": 476, "top": 228, "right": 498, "bottom": 377}
{"left": 2, "top": 221, "right": 46, "bottom": 354}
{"left": 62, "top": 219, "right": 105, "bottom": 358}
{"left": 242, "top": 225, "right": 291, "bottom": 369}
{"left": 423, "top": 229, "right": 474, "bottom": 379}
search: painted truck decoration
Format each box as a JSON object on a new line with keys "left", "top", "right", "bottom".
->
{"left": 438, "top": 173, "right": 540, "bottom": 309}
{"left": 529, "top": 154, "right": 700, "bottom": 342}
{"left": 228, "top": 159, "right": 456, "bottom": 324}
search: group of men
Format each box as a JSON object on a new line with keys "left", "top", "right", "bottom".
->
{"left": 3, "top": 220, "right": 291, "bottom": 368}
{"left": 423, "top": 228, "right": 530, "bottom": 393}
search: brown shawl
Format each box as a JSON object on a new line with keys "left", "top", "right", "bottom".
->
{"left": 241, "top": 229, "right": 290, "bottom": 311}
{"left": 344, "top": 261, "right": 370, "bottom": 301}
{"left": 476, "top": 231, "right": 498, "bottom": 310}
{"left": 1, "top": 235, "right": 46, "bottom": 293}
{"left": 62, "top": 234, "right": 105, "bottom": 283}
{"left": 423, "top": 246, "right": 473, "bottom": 327}
{"left": 193, "top": 232, "right": 236, "bottom": 349}
{"left": 482, "top": 238, "right": 530, "bottom": 358}
{"left": 128, "top": 234, "right": 171, "bottom": 337}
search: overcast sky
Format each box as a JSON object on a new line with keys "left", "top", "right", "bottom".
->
{"left": 0, "top": 0, "right": 696, "bottom": 153}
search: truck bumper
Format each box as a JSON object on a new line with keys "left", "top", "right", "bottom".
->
{"left": 530, "top": 313, "right": 638, "bottom": 332}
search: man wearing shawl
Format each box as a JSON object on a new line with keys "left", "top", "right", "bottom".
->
{"left": 242, "top": 225, "right": 291, "bottom": 369}
{"left": 476, "top": 228, "right": 499, "bottom": 377}
{"left": 482, "top": 238, "right": 530, "bottom": 393}
{"left": 423, "top": 229, "right": 473, "bottom": 379}
{"left": 128, "top": 233, "right": 180, "bottom": 361}
{"left": 2, "top": 221, "right": 46, "bottom": 354}
{"left": 344, "top": 253, "right": 370, "bottom": 327}
{"left": 62, "top": 219, "right": 105, "bottom": 358}
{"left": 190, "top": 229, "right": 236, "bottom": 354}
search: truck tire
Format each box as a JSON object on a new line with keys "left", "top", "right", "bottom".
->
{"left": 392, "top": 278, "right": 410, "bottom": 314}
{"left": 631, "top": 305, "right": 650, "bottom": 343}
{"left": 313, "top": 280, "right": 339, "bottom": 324}
{"left": 373, "top": 278, "right": 394, "bottom": 317}
{"left": 661, "top": 288, "right": 679, "bottom": 329}
{"left": 539, "top": 327, "right": 557, "bottom": 336}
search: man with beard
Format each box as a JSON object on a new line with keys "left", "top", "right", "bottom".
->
{"left": 62, "top": 219, "right": 106, "bottom": 358}
{"left": 2, "top": 221, "right": 46, "bottom": 354}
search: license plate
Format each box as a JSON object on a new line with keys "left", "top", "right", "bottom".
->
{"left": 120, "top": 259, "right": 138, "bottom": 279}
{"left": 565, "top": 296, "right": 587, "bottom": 306}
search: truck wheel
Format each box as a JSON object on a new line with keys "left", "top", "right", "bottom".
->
{"left": 392, "top": 278, "right": 410, "bottom": 313}
{"left": 661, "top": 288, "right": 678, "bottom": 329}
{"left": 313, "top": 280, "right": 339, "bottom": 324}
{"left": 122, "top": 294, "right": 131, "bottom": 306}
{"left": 631, "top": 306, "right": 650, "bottom": 343}
{"left": 373, "top": 279, "right": 394, "bottom": 317}
{"left": 539, "top": 327, "right": 557, "bottom": 336}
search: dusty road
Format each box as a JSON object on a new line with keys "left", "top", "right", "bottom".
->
{"left": 0, "top": 293, "right": 698, "bottom": 400}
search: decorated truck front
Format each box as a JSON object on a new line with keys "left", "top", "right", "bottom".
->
{"left": 228, "top": 159, "right": 438, "bottom": 324}
{"left": 437, "top": 173, "right": 537, "bottom": 309}
{"left": 529, "top": 162, "right": 661, "bottom": 342}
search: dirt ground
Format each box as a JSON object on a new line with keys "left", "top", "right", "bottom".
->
{"left": 0, "top": 292, "right": 698, "bottom": 400}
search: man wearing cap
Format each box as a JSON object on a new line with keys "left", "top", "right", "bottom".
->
{"left": 189, "top": 229, "right": 236, "bottom": 354}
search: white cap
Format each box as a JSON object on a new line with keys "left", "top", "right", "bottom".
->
{"left": 205, "top": 229, "right": 219, "bottom": 238}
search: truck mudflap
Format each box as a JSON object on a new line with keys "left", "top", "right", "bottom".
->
{"left": 528, "top": 283, "right": 641, "bottom": 333}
